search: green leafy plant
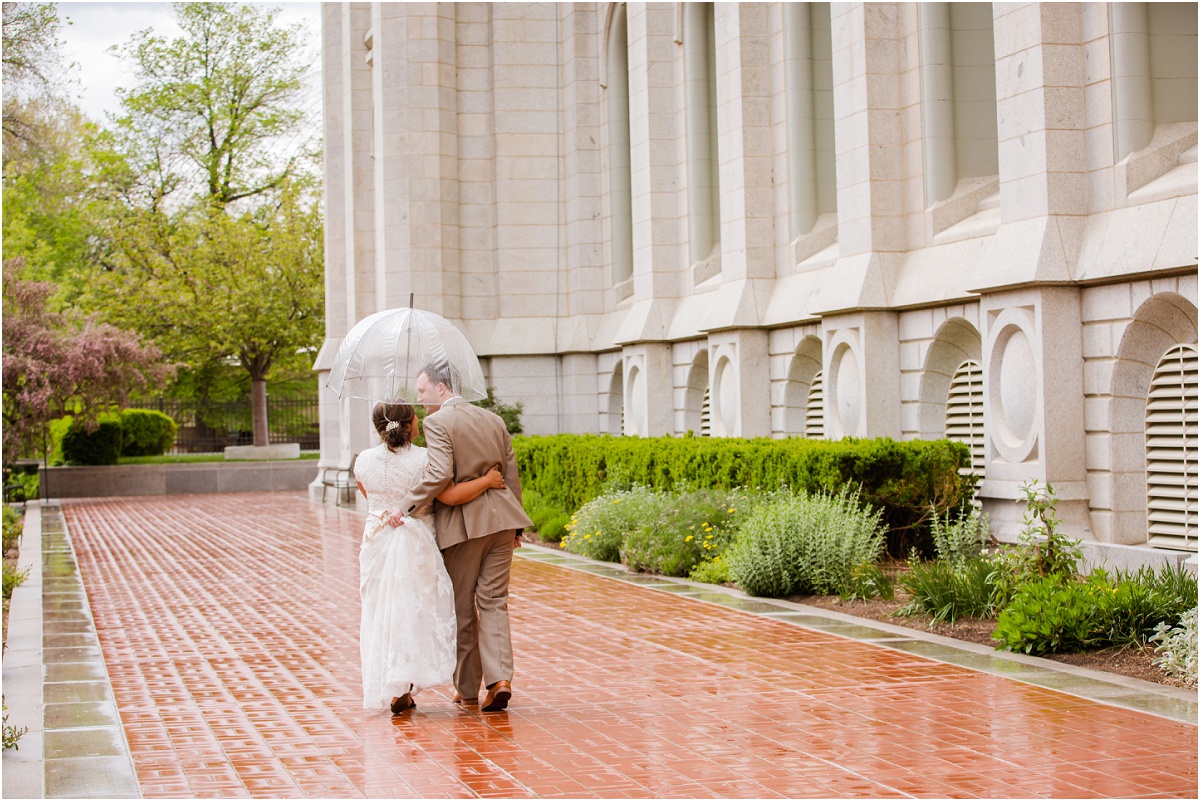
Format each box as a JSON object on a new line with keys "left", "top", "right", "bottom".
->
{"left": 689, "top": 555, "right": 731, "bottom": 585}
{"left": 562, "top": 485, "right": 666, "bottom": 562}
{"left": 522, "top": 489, "right": 571, "bottom": 542}
{"left": 726, "top": 487, "right": 885, "bottom": 598}
{"left": 840, "top": 561, "right": 895, "bottom": 602}
{"left": 993, "top": 566, "right": 1197, "bottom": 655}
{"left": 930, "top": 508, "right": 990, "bottom": 570}
{"left": 1150, "top": 607, "right": 1197, "bottom": 687}
{"left": 990, "top": 480, "right": 1082, "bottom": 608}
{"left": 992, "top": 574, "right": 1100, "bottom": 654}
{"left": 3, "top": 562, "right": 30, "bottom": 600}
{"left": 898, "top": 555, "right": 998, "bottom": 624}
{"left": 474, "top": 388, "right": 523, "bottom": 435}
{"left": 618, "top": 488, "right": 751, "bottom": 577}
{"left": 2, "top": 506, "right": 23, "bottom": 552}
{"left": 3, "top": 698, "right": 28, "bottom": 750}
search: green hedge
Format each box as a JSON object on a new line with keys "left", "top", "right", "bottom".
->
{"left": 51, "top": 409, "right": 179, "bottom": 465}
{"left": 513, "top": 434, "right": 975, "bottom": 553}
{"left": 60, "top": 414, "right": 124, "bottom": 465}
{"left": 119, "top": 410, "right": 178, "bottom": 457}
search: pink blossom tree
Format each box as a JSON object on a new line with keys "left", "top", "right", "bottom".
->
{"left": 2, "top": 259, "right": 172, "bottom": 459}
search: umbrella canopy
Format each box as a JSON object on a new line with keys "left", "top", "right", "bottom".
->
{"left": 326, "top": 307, "right": 487, "bottom": 404}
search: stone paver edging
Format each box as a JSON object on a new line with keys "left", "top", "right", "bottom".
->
{"left": 1, "top": 502, "right": 139, "bottom": 799}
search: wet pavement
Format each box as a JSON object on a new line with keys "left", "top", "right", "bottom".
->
{"left": 6, "top": 492, "right": 1198, "bottom": 798}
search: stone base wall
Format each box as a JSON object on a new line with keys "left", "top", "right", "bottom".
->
{"left": 38, "top": 461, "right": 319, "bottom": 499}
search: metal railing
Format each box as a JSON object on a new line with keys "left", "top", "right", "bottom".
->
{"left": 128, "top": 397, "right": 320, "bottom": 454}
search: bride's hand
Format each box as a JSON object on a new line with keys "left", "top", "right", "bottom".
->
{"left": 484, "top": 466, "right": 506, "bottom": 490}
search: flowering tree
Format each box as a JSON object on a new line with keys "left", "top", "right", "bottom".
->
{"left": 1, "top": 259, "right": 171, "bottom": 459}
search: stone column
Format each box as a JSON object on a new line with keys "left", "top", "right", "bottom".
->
{"left": 973, "top": 3, "right": 1091, "bottom": 539}
{"left": 708, "top": 330, "right": 771, "bottom": 439}
{"left": 623, "top": 343, "right": 673, "bottom": 437}
{"left": 979, "top": 287, "right": 1090, "bottom": 541}
{"left": 371, "top": 3, "right": 460, "bottom": 317}
{"left": 811, "top": 2, "right": 905, "bottom": 440}
{"left": 309, "top": 3, "right": 348, "bottom": 501}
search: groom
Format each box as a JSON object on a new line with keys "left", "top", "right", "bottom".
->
{"left": 397, "top": 361, "right": 532, "bottom": 712}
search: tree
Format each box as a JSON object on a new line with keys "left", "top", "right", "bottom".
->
{"left": 111, "top": 2, "right": 317, "bottom": 209}
{"left": 96, "top": 186, "right": 324, "bottom": 446}
{"left": 2, "top": 2, "right": 70, "bottom": 159}
{"left": 94, "top": 2, "right": 323, "bottom": 446}
{"left": 1, "top": 259, "right": 171, "bottom": 460}
{"left": 2, "top": 105, "right": 104, "bottom": 300}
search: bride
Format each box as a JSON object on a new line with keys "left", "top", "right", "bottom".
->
{"left": 354, "top": 401, "right": 505, "bottom": 713}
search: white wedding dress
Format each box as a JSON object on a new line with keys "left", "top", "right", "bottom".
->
{"left": 354, "top": 443, "right": 456, "bottom": 709}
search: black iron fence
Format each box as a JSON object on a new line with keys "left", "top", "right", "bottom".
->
{"left": 128, "top": 397, "right": 320, "bottom": 454}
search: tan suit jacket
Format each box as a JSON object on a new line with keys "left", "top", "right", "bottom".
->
{"left": 401, "top": 397, "right": 532, "bottom": 549}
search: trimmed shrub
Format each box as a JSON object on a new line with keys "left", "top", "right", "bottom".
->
{"left": 513, "top": 434, "right": 974, "bottom": 554}
{"left": 119, "top": 409, "right": 177, "bottom": 456}
{"left": 59, "top": 414, "right": 123, "bottom": 466}
{"left": 726, "top": 487, "right": 885, "bottom": 598}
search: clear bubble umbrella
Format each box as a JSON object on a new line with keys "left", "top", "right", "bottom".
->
{"left": 325, "top": 305, "right": 487, "bottom": 404}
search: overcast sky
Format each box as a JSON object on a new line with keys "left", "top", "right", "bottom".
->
{"left": 57, "top": 2, "right": 321, "bottom": 124}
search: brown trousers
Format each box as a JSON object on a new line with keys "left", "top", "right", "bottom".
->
{"left": 441, "top": 529, "right": 515, "bottom": 698}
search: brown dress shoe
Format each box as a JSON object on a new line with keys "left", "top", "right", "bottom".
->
{"left": 452, "top": 692, "right": 478, "bottom": 705}
{"left": 390, "top": 693, "right": 415, "bottom": 714}
{"left": 481, "top": 680, "right": 511, "bottom": 712}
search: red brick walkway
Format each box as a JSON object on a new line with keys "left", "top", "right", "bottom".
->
{"left": 64, "top": 493, "right": 1197, "bottom": 798}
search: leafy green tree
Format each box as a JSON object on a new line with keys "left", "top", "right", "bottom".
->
{"left": 2, "top": 2, "right": 71, "bottom": 157}
{"left": 96, "top": 187, "right": 324, "bottom": 446}
{"left": 2, "top": 105, "right": 104, "bottom": 301}
{"left": 92, "top": 2, "right": 323, "bottom": 446}
{"left": 111, "top": 2, "right": 317, "bottom": 209}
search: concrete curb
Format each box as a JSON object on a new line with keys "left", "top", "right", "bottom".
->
{"left": 2, "top": 502, "right": 45, "bottom": 798}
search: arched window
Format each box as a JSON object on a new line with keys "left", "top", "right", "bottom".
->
{"left": 805, "top": 370, "right": 825, "bottom": 439}
{"left": 945, "top": 359, "right": 985, "bottom": 477}
{"left": 1146, "top": 344, "right": 1198, "bottom": 551}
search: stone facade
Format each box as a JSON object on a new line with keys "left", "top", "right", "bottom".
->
{"left": 315, "top": 2, "right": 1197, "bottom": 564}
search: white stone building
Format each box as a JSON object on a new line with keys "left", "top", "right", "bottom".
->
{"left": 314, "top": 2, "right": 1197, "bottom": 567}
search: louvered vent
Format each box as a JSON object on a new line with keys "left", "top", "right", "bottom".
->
{"left": 945, "top": 360, "right": 985, "bottom": 478}
{"left": 700, "top": 385, "right": 712, "bottom": 437}
{"left": 805, "top": 371, "right": 825, "bottom": 439}
{"left": 1146, "top": 344, "right": 1198, "bottom": 551}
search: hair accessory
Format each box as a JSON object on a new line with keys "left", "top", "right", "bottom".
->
{"left": 385, "top": 420, "right": 400, "bottom": 432}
